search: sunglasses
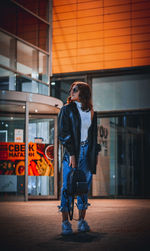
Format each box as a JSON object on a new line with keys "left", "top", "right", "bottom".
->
{"left": 71, "top": 86, "right": 79, "bottom": 93}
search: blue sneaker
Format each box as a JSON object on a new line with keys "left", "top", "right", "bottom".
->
{"left": 78, "top": 219, "right": 90, "bottom": 232}
{"left": 62, "top": 220, "right": 73, "bottom": 235}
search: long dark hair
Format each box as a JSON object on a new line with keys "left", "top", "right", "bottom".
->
{"left": 67, "top": 81, "right": 93, "bottom": 111}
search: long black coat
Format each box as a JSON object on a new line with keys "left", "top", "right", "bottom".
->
{"left": 58, "top": 102, "right": 101, "bottom": 174}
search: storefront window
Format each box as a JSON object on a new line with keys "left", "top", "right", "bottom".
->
{"left": 93, "top": 112, "right": 150, "bottom": 197}
{"left": 0, "top": 31, "right": 16, "bottom": 70}
{"left": 0, "top": 99, "right": 59, "bottom": 199}
{"left": 0, "top": 31, "right": 49, "bottom": 85}
{"left": 92, "top": 74, "right": 150, "bottom": 112}
{"left": 17, "top": 41, "right": 49, "bottom": 83}
{"left": 0, "top": 68, "right": 16, "bottom": 91}
{"left": 28, "top": 116, "right": 55, "bottom": 196}
{"left": 0, "top": 101, "right": 25, "bottom": 198}
{"left": 17, "top": 41, "right": 38, "bottom": 79}
{"left": 0, "top": 66, "right": 49, "bottom": 96}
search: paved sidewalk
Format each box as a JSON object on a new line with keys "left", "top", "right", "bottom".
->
{"left": 0, "top": 199, "right": 150, "bottom": 251}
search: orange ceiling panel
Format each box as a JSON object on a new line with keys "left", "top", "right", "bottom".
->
{"left": 77, "top": 1, "right": 103, "bottom": 10}
{"left": 52, "top": 0, "right": 150, "bottom": 74}
{"left": 104, "top": 44, "right": 131, "bottom": 54}
{"left": 104, "top": 0, "right": 130, "bottom": 7}
{"left": 132, "top": 57, "right": 150, "bottom": 67}
{"left": 104, "top": 59, "right": 132, "bottom": 69}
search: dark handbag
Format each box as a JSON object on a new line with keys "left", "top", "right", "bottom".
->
{"left": 65, "top": 168, "right": 88, "bottom": 220}
{"left": 66, "top": 168, "right": 88, "bottom": 196}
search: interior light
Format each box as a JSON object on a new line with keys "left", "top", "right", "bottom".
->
{"left": 10, "top": 117, "right": 13, "bottom": 120}
{"left": 51, "top": 82, "right": 55, "bottom": 86}
{"left": 35, "top": 109, "right": 38, "bottom": 113}
{"left": 23, "top": 106, "right": 25, "bottom": 109}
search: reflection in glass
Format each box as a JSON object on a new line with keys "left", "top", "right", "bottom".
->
{"left": 0, "top": 1, "right": 17, "bottom": 35}
{"left": 0, "top": 31, "right": 14, "bottom": 69}
{"left": 93, "top": 113, "right": 150, "bottom": 197}
{"left": 0, "top": 67, "right": 16, "bottom": 91}
{"left": 15, "top": 0, "right": 49, "bottom": 21}
{"left": 17, "top": 41, "right": 48, "bottom": 83}
{"left": 39, "top": 52, "right": 48, "bottom": 83}
{"left": 29, "top": 118, "right": 54, "bottom": 144}
{"left": 17, "top": 41, "right": 38, "bottom": 79}
{"left": 0, "top": 67, "right": 49, "bottom": 95}
{"left": 93, "top": 74, "right": 150, "bottom": 112}
{"left": 0, "top": 102, "right": 25, "bottom": 197}
{"left": 0, "top": 1, "right": 49, "bottom": 50}
{"left": 28, "top": 117, "right": 55, "bottom": 196}
{"left": 0, "top": 30, "right": 49, "bottom": 87}
{"left": 28, "top": 176, "right": 54, "bottom": 196}
{"left": 17, "top": 8, "right": 48, "bottom": 51}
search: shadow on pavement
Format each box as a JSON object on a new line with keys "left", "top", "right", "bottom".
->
{"left": 38, "top": 232, "right": 107, "bottom": 250}
{"left": 55, "top": 231, "right": 107, "bottom": 243}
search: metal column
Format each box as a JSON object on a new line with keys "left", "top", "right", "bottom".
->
{"left": 25, "top": 101, "right": 29, "bottom": 201}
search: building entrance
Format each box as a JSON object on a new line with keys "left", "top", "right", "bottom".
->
{"left": 0, "top": 91, "right": 63, "bottom": 201}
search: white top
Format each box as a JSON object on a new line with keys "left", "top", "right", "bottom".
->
{"left": 75, "top": 101, "right": 91, "bottom": 142}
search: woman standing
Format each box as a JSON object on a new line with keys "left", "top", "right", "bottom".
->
{"left": 58, "top": 81, "right": 101, "bottom": 235}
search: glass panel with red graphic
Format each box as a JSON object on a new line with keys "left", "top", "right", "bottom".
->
{"left": 28, "top": 116, "right": 55, "bottom": 196}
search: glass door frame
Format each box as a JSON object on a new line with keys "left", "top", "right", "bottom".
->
{"left": 0, "top": 99, "right": 26, "bottom": 200}
{"left": 26, "top": 112, "right": 58, "bottom": 200}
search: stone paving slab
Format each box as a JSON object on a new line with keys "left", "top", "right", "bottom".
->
{"left": 0, "top": 199, "right": 150, "bottom": 251}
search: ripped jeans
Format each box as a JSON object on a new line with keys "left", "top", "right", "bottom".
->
{"left": 59, "top": 142, "right": 92, "bottom": 212}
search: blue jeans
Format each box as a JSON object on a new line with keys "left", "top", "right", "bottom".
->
{"left": 59, "top": 142, "right": 92, "bottom": 212}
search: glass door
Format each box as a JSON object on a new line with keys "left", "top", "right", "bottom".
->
{"left": 28, "top": 115, "right": 57, "bottom": 198}
{"left": 0, "top": 101, "right": 25, "bottom": 200}
{"left": 92, "top": 112, "right": 150, "bottom": 197}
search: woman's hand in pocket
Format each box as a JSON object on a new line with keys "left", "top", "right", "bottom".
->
{"left": 69, "top": 155, "right": 76, "bottom": 168}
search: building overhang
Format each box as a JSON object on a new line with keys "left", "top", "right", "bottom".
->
{"left": 0, "top": 90, "right": 63, "bottom": 114}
